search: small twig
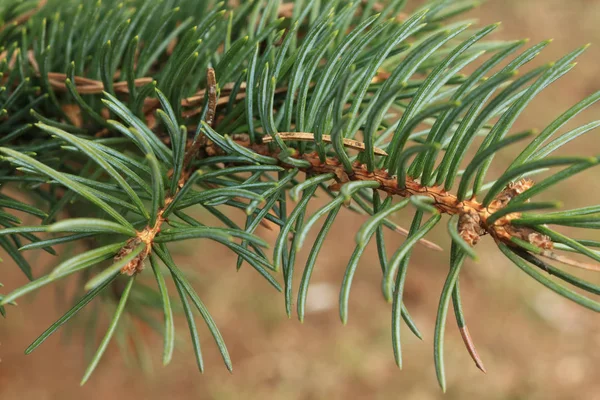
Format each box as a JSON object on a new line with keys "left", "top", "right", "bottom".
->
{"left": 180, "top": 87, "right": 288, "bottom": 118}
{"left": 46, "top": 72, "right": 154, "bottom": 94}
{"left": 181, "top": 68, "right": 220, "bottom": 170}
{"left": 204, "top": 68, "right": 218, "bottom": 126}
{"left": 202, "top": 136, "right": 563, "bottom": 253}
{"left": 263, "top": 132, "right": 388, "bottom": 156}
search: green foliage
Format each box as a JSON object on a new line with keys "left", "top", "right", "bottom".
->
{"left": 0, "top": 0, "right": 599, "bottom": 391}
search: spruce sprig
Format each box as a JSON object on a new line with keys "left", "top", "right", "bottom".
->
{"left": 0, "top": 0, "right": 599, "bottom": 391}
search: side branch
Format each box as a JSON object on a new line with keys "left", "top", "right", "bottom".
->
{"left": 205, "top": 134, "right": 554, "bottom": 252}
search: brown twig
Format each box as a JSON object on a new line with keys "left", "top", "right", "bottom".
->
{"left": 204, "top": 68, "right": 218, "bottom": 126}
{"left": 205, "top": 136, "right": 554, "bottom": 253}
{"left": 46, "top": 73, "right": 154, "bottom": 94}
{"left": 262, "top": 132, "right": 389, "bottom": 156}
{"left": 181, "top": 68, "right": 219, "bottom": 171}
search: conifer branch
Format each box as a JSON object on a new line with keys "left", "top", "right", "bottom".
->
{"left": 0, "top": 0, "right": 599, "bottom": 390}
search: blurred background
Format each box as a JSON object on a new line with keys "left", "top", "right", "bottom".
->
{"left": 2, "top": 0, "right": 600, "bottom": 399}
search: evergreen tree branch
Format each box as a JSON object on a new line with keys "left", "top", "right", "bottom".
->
{"left": 0, "top": 0, "right": 599, "bottom": 390}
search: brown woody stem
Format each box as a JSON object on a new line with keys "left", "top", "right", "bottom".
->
{"left": 204, "top": 135, "right": 553, "bottom": 251}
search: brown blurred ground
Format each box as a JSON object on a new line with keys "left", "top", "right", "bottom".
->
{"left": 2, "top": 1, "right": 600, "bottom": 399}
